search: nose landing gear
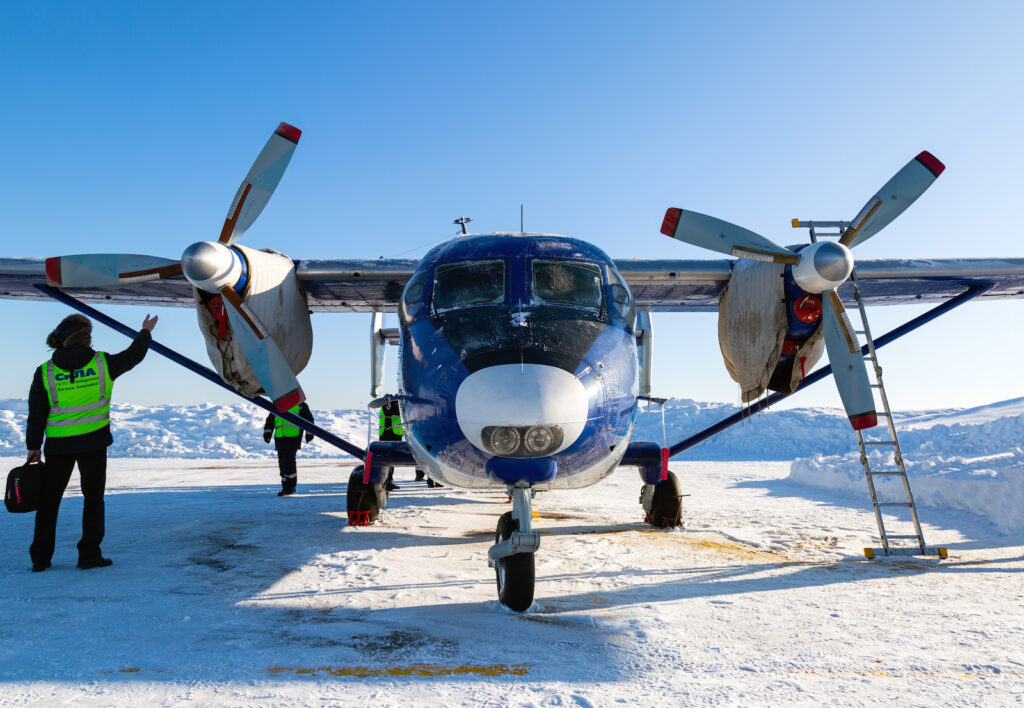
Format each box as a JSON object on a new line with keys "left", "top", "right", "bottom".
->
{"left": 488, "top": 482, "right": 540, "bottom": 611}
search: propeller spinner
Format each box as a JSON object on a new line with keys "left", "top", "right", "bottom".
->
{"left": 43, "top": 123, "right": 305, "bottom": 411}
{"left": 661, "top": 151, "right": 945, "bottom": 429}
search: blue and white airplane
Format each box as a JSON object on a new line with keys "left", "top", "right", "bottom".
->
{"left": 3, "top": 123, "right": 1023, "bottom": 610}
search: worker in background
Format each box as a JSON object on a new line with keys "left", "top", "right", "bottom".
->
{"left": 378, "top": 398, "right": 435, "bottom": 488}
{"left": 25, "top": 313, "right": 157, "bottom": 572}
{"left": 263, "top": 402, "right": 314, "bottom": 496}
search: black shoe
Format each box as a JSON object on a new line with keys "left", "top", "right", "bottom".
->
{"left": 415, "top": 470, "right": 425, "bottom": 481}
{"left": 32, "top": 561, "right": 51, "bottom": 572}
{"left": 385, "top": 482, "right": 400, "bottom": 491}
{"left": 277, "top": 487, "right": 295, "bottom": 497}
{"left": 77, "top": 557, "right": 113, "bottom": 570}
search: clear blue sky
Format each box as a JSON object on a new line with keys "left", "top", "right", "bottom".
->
{"left": 1, "top": 1, "right": 1022, "bottom": 412}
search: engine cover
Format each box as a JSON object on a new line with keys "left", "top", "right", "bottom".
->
{"left": 194, "top": 245, "right": 313, "bottom": 397}
{"left": 718, "top": 259, "right": 824, "bottom": 402}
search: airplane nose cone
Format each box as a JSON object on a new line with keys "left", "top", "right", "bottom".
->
{"left": 455, "top": 364, "right": 590, "bottom": 457}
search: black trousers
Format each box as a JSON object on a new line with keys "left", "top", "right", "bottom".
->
{"left": 276, "top": 440, "right": 299, "bottom": 489}
{"left": 30, "top": 449, "right": 107, "bottom": 564}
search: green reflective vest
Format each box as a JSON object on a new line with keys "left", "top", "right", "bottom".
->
{"left": 379, "top": 406, "right": 404, "bottom": 436}
{"left": 274, "top": 405, "right": 303, "bottom": 438}
{"left": 41, "top": 352, "right": 113, "bottom": 439}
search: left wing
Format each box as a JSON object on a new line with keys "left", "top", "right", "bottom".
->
{"left": 2, "top": 256, "right": 1023, "bottom": 312}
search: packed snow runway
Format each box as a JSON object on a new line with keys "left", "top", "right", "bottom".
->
{"left": 2, "top": 456, "right": 1023, "bottom": 706}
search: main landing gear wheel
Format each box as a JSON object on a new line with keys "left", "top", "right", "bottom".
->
{"left": 494, "top": 511, "right": 535, "bottom": 612}
{"left": 642, "top": 470, "right": 684, "bottom": 528}
{"left": 347, "top": 465, "right": 384, "bottom": 526}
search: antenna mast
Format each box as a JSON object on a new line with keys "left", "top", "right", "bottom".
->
{"left": 453, "top": 216, "right": 473, "bottom": 235}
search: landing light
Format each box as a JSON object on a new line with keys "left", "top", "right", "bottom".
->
{"left": 483, "top": 425, "right": 564, "bottom": 458}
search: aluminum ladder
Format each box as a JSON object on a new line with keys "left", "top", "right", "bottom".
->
{"left": 849, "top": 272, "right": 947, "bottom": 559}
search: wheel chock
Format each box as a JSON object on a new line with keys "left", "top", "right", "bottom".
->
{"left": 863, "top": 548, "right": 875, "bottom": 559}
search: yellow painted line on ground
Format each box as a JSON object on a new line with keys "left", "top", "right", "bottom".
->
{"left": 266, "top": 663, "right": 531, "bottom": 678}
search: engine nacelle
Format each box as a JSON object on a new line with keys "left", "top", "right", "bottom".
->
{"left": 718, "top": 257, "right": 824, "bottom": 402}
{"left": 194, "top": 245, "right": 313, "bottom": 397}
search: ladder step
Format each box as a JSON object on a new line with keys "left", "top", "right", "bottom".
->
{"left": 863, "top": 441, "right": 896, "bottom": 446}
{"left": 877, "top": 502, "right": 913, "bottom": 508}
{"left": 884, "top": 535, "right": 924, "bottom": 540}
{"left": 868, "top": 471, "right": 904, "bottom": 476}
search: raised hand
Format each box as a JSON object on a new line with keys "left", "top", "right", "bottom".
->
{"left": 142, "top": 314, "right": 158, "bottom": 332}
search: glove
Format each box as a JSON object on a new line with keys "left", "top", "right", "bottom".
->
{"left": 305, "top": 434, "right": 314, "bottom": 443}
{"left": 263, "top": 433, "right": 272, "bottom": 443}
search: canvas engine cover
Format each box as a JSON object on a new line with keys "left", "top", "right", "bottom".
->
{"left": 195, "top": 245, "right": 313, "bottom": 397}
{"left": 717, "top": 259, "right": 824, "bottom": 402}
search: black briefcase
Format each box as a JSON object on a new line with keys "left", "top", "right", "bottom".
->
{"left": 5, "top": 461, "right": 44, "bottom": 513}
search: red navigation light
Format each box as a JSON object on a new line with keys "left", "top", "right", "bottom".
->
{"left": 793, "top": 294, "right": 822, "bottom": 324}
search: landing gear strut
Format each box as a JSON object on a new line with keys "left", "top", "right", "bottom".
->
{"left": 488, "top": 482, "right": 539, "bottom": 611}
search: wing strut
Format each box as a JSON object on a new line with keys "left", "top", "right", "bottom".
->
{"left": 665, "top": 285, "right": 991, "bottom": 458}
{"left": 34, "top": 284, "right": 366, "bottom": 459}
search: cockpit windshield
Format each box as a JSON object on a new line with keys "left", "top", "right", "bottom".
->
{"left": 432, "top": 260, "right": 505, "bottom": 311}
{"left": 531, "top": 260, "right": 603, "bottom": 310}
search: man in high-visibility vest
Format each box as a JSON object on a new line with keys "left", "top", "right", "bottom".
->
{"left": 263, "top": 402, "right": 314, "bottom": 496}
{"left": 25, "top": 312, "right": 157, "bottom": 572}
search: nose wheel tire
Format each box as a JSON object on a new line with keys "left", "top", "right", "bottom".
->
{"left": 494, "top": 511, "right": 535, "bottom": 612}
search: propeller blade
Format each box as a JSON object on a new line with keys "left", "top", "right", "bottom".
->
{"left": 822, "top": 291, "right": 877, "bottom": 430}
{"left": 661, "top": 208, "right": 798, "bottom": 264}
{"left": 45, "top": 254, "right": 181, "bottom": 287}
{"left": 218, "top": 122, "right": 302, "bottom": 246}
{"left": 219, "top": 286, "right": 305, "bottom": 412}
{"left": 840, "top": 151, "right": 945, "bottom": 249}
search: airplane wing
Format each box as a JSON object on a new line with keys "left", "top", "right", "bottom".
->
{"left": 617, "top": 257, "right": 1024, "bottom": 311}
{"left": 2, "top": 256, "right": 1023, "bottom": 312}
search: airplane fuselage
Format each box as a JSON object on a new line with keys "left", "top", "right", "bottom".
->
{"left": 398, "top": 234, "right": 638, "bottom": 489}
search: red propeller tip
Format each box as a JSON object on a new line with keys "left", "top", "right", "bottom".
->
{"left": 849, "top": 412, "right": 878, "bottom": 430}
{"left": 661, "top": 208, "right": 682, "bottom": 237}
{"left": 915, "top": 151, "right": 945, "bottom": 177}
{"left": 275, "top": 123, "right": 302, "bottom": 144}
{"left": 274, "top": 389, "right": 305, "bottom": 412}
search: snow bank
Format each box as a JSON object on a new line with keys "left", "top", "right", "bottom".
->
{"left": 790, "top": 397, "right": 1024, "bottom": 533}
{"left": 3, "top": 395, "right": 1023, "bottom": 532}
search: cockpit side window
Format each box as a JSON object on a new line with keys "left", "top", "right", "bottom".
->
{"left": 608, "top": 266, "right": 635, "bottom": 324}
{"left": 400, "top": 269, "right": 430, "bottom": 323}
{"left": 531, "top": 260, "right": 603, "bottom": 310}
{"left": 432, "top": 260, "right": 505, "bottom": 312}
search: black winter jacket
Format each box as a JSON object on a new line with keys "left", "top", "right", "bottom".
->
{"left": 26, "top": 330, "right": 152, "bottom": 455}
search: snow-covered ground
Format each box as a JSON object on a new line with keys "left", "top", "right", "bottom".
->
{"left": 1, "top": 456, "right": 1023, "bottom": 705}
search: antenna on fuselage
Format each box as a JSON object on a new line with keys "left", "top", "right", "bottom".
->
{"left": 453, "top": 216, "right": 473, "bottom": 235}
{"left": 520, "top": 204, "right": 524, "bottom": 234}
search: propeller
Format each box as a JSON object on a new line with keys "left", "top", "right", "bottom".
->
{"left": 660, "top": 151, "right": 945, "bottom": 429}
{"left": 43, "top": 122, "right": 305, "bottom": 411}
